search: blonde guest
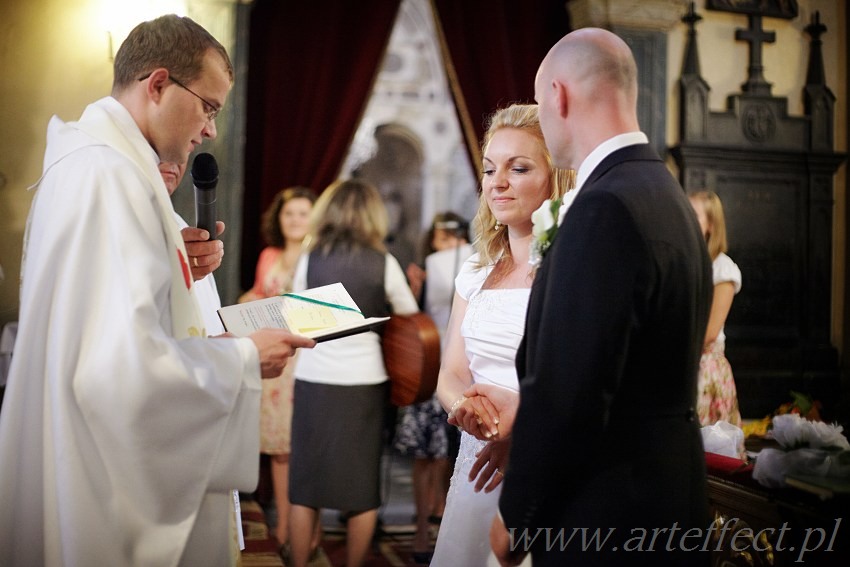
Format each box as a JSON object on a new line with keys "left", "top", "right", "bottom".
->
{"left": 287, "top": 179, "right": 419, "bottom": 567}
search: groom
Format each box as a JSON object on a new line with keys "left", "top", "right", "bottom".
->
{"left": 490, "top": 28, "right": 713, "bottom": 566}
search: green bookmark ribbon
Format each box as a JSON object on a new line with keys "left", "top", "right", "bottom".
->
{"left": 281, "top": 293, "right": 363, "bottom": 316}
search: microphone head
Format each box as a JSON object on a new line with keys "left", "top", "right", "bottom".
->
{"left": 191, "top": 152, "right": 219, "bottom": 189}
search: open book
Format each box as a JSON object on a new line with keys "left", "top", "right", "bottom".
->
{"left": 217, "top": 282, "right": 389, "bottom": 342}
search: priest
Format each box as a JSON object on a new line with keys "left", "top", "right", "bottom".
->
{"left": 0, "top": 15, "right": 314, "bottom": 567}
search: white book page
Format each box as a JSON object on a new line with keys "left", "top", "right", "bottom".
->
{"left": 217, "top": 282, "right": 388, "bottom": 341}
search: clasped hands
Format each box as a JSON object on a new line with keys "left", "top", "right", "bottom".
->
{"left": 448, "top": 383, "right": 520, "bottom": 493}
{"left": 448, "top": 383, "right": 519, "bottom": 441}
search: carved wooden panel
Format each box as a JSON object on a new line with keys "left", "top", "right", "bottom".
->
{"left": 671, "top": 4, "right": 845, "bottom": 418}
{"left": 707, "top": 475, "right": 849, "bottom": 566}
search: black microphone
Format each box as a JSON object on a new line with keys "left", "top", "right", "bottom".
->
{"left": 191, "top": 152, "right": 218, "bottom": 240}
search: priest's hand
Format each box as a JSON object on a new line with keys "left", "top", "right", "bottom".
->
{"left": 491, "top": 515, "right": 528, "bottom": 567}
{"left": 182, "top": 222, "right": 226, "bottom": 280}
{"left": 249, "top": 329, "right": 315, "bottom": 378}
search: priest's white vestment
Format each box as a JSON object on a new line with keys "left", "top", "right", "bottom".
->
{"left": 0, "top": 97, "right": 262, "bottom": 566}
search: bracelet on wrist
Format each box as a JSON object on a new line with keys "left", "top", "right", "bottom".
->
{"left": 448, "top": 395, "right": 467, "bottom": 420}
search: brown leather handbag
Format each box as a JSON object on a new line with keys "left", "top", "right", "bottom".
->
{"left": 382, "top": 312, "right": 441, "bottom": 406}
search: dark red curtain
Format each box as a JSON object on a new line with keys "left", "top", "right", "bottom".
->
{"left": 242, "top": 0, "right": 569, "bottom": 288}
{"left": 431, "top": 0, "right": 571, "bottom": 167}
{"left": 242, "top": 0, "right": 401, "bottom": 289}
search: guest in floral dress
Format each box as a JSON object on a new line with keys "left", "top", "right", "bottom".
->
{"left": 239, "top": 186, "right": 315, "bottom": 547}
{"left": 689, "top": 190, "right": 743, "bottom": 427}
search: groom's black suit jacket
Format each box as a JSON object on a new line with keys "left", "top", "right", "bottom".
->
{"left": 500, "top": 143, "right": 713, "bottom": 566}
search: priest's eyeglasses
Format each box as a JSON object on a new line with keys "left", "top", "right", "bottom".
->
{"left": 137, "top": 73, "right": 221, "bottom": 122}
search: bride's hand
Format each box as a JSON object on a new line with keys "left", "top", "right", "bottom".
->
{"left": 462, "top": 383, "right": 519, "bottom": 439}
{"left": 469, "top": 438, "right": 511, "bottom": 493}
{"left": 451, "top": 394, "right": 500, "bottom": 440}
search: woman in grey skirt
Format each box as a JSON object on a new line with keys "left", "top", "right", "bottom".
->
{"left": 287, "top": 179, "right": 419, "bottom": 567}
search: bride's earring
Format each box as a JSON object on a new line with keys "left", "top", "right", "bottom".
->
{"left": 494, "top": 221, "right": 502, "bottom": 230}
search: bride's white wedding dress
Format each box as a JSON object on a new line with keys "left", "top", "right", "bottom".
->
{"left": 431, "top": 256, "right": 532, "bottom": 567}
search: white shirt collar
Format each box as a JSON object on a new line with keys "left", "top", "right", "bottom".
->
{"left": 574, "top": 131, "right": 649, "bottom": 192}
{"left": 557, "top": 132, "right": 648, "bottom": 223}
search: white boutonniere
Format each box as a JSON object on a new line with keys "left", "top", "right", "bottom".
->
{"left": 529, "top": 197, "right": 563, "bottom": 267}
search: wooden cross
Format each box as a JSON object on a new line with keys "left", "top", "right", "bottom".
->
{"left": 735, "top": 14, "right": 775, "bottom": 95}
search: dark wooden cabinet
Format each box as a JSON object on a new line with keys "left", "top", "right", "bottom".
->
{"left": 706, "top": 455, "right": 848, "bottom": 566}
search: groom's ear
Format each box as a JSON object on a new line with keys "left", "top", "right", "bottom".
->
{"left": 552, "top": 80, "right": 569, "bottom": 118}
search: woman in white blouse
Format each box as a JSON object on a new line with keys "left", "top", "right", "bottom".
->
{"left": 286, "top": 179, "right": 418, "bottom": 567}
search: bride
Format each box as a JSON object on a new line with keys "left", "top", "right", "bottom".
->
{"left": 431, "top": 103, "right": 573, "bottom": 566}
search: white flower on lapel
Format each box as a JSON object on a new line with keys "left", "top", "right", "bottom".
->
{"left": 529, "top": 197, "right": 562, "bottom": 267}
{"left": 531, "top": 199, "right": 557, "bottom": 237}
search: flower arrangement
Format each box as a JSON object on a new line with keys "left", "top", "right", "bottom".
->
{"left": 529, "top": 197, "right": 562, "bottom": 267}
{"left": 768, "top": 413, "right": 849, "bottom": 452}
{"left": 751, "top": 412, "right": 849, "bottom": 489}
